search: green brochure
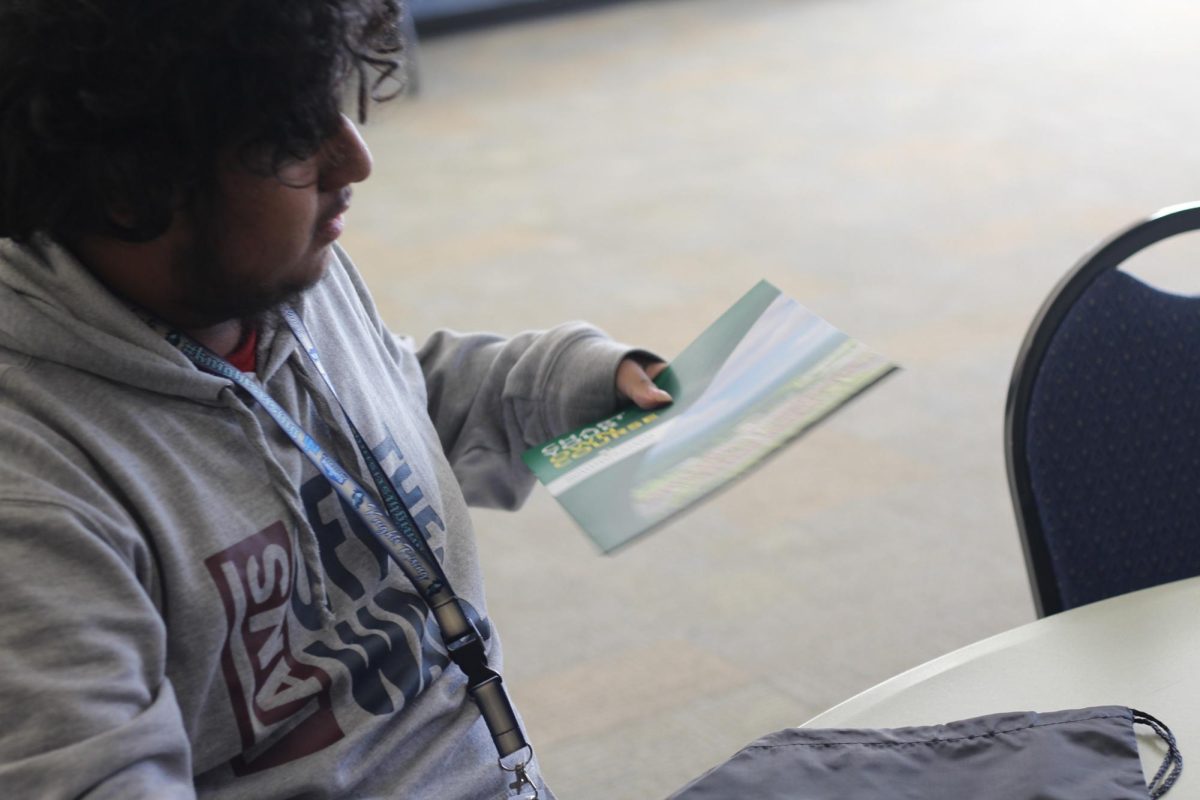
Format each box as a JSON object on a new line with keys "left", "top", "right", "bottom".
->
{"left": 522, "top": 280, "right": 898, "bottom": 553}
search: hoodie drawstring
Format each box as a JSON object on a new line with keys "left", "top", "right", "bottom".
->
{"left": 219, "top": 385, "right": 336, "bottom": 625}
{"left": 289, "top": 351, "right": 366, "bottom": 468}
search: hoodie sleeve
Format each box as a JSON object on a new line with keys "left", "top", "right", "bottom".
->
{"left": 328, "top": 245, "right": 646, "bottom": 511}
{"left": 0, "top": 497, "right": 194, "bottom": 799}
{"left": 417, "top": 324, "right": 637, "bottom": 509}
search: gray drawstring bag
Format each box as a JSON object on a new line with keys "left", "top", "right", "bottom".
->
{"left": 669, "top": 706, "right": 1181, "bottom": 799}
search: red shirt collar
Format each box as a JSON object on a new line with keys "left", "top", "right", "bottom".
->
{"left": 225, "top": 324, "right": 259, "bottom": 373}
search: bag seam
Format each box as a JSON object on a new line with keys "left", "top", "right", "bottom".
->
{"left": 752, "top": 713, "right": 1129, "bottom": 750}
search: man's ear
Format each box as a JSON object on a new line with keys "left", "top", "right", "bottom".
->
{"left": 102, "top": 199, "right": 176, "bottom": 244}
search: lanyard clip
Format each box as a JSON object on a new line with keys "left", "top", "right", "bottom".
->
{"left": 471, "top": 673, "right": 527, "bottom": 757}
{"left": 500, "top": 745, "right": 540, "bottom": 799}
{"left": 446, "top": 624, "right": 492, "bottom": 683}
{"left": 434, "top": 597, "right": 528, "bottom": 757}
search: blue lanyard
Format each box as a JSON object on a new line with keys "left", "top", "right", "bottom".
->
{"left": 166, "top": 310, "right": 533, "bottom": 769}
{"left": 167, "top": 323, "right": 444, "bottom": 596}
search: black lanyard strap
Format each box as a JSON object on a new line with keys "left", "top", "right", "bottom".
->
{"left": 167, "top": 310, "right": 529, "bottom": 761}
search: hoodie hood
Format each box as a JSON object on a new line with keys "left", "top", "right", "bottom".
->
{"left": 0, "top": 235, "right": 232, "bottom": 404}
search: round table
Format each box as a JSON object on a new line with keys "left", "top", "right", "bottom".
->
{"left": 804, "top": 577, "right": 1200, "bottom": 794}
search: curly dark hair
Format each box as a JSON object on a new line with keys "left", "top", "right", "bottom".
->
{"left": 0, "top": 0, "right": 405, "bottom": 242}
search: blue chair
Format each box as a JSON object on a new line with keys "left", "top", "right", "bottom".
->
{"left": 1005, "top": 202, "right": 1200, "bottom": 616}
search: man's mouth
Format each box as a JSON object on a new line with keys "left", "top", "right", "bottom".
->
{"left": 316, "top": 192, "right": 352, "bottom": 243}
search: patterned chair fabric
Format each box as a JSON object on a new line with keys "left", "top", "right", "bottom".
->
{"left": 1008, "top": 204, "right": 1200, "bottom": 615}
{"left": 1025, "top": 269, "right": 1200, "bottom": 612}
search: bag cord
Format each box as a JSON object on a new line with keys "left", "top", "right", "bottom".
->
{"left": 1132, "top": 709, "right": 1183, "bottom": 798}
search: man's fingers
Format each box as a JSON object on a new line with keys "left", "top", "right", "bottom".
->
{"left": 617, "top": 359, "right": 672, "bottom": 409}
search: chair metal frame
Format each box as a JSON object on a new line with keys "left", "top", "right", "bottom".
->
{"left": 1004, "top": 202, "right": 1200, "bottom": 617}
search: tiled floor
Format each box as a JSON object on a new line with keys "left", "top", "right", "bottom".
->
{"left": 339, "top": 1, "right": 1200, "bottom": 796}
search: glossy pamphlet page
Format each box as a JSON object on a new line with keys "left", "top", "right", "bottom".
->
{"left": 522, "top": 280, "right": 898, "bottom": 553}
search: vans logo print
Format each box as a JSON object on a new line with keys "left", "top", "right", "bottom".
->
{"left": 208, "top": 432, "right": 478, "bottom": 773}
{"left": 205, "top": 521, "right": 344, "bottom": 776}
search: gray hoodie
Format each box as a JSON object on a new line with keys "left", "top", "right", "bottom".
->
{"left": 0, "top": 237, "right": 633, "bottom": 799}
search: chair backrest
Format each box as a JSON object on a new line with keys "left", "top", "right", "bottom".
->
{"left": 1005, "top": 202, "right": 1200, "bottom": 616}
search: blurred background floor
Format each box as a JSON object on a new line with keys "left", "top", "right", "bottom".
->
{"left": 339, "top": 1, "right": 1200, "bottom": 796}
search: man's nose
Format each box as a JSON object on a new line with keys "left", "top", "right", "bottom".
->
{"left": 318, "top": 115, "right": 373, "bottom": 190}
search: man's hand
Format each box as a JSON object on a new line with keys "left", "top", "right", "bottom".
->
{"left": 616, "top": 358, "right": 673, "bottom": 410}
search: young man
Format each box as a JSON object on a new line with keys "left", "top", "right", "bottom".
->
{"left": 0, "top": 2, "right": 668, "bottom": 797}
